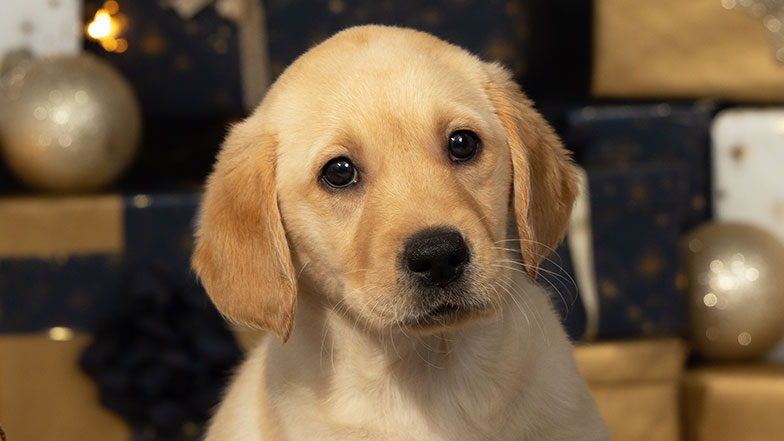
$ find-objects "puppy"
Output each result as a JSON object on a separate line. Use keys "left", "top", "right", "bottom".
{"left": 193, "top": 25, "right": 607, "bottom": 441}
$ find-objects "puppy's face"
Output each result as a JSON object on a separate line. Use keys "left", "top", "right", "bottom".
{"left": 193, "top": 26, "right": 577, "bottom": 341}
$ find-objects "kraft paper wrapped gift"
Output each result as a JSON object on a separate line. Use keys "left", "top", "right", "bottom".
{"left": 683, "top": 364, "right": 784, "bottom": 441}
{"left": 0, "top": 333, "right": 130, "bottom": 441}
{"left": 574, "top": 339, "right": 688, "bottom": 441}
{"left": 593, "top": 0, "right": 784, "bottom": 101}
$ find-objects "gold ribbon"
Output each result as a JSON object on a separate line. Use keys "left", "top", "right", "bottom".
{"left": 567, "top": 166, "right": 601, "bottom": 341}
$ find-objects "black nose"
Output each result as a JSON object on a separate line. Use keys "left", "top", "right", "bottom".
{"left": 403, "top": 229, "right": 470, "bottom": 287}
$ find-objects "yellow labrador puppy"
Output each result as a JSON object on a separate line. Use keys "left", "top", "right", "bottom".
{"left": 193, "top": 25, "right": 607, "bottom": 441}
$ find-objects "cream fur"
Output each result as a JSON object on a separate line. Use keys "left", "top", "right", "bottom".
{"left": 194, "top": 25, "right": 608, "bottom": 441}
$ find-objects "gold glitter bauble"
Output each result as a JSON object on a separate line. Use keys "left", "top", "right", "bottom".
{"left": 683, "top": 223, "right": 784, "bottom": 360}
{"left": 0, "top": 54, "right": 140, "bottom": 192}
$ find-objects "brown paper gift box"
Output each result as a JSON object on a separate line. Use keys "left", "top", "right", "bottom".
{"left": 574, "top": 339, "right": 688, "bottom": 441}
{"left": 0, "top": 333, "right": 130, "bottom": 441}
{"left": 593, "top": 0, "right": 784, "bottom": 101}
{"left": 684, "top": 364, "right": 784, "bottom": 441}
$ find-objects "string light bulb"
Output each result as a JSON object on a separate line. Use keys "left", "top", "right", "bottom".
{"left": 86, "top": 1, "right": 127, "bottom": 53}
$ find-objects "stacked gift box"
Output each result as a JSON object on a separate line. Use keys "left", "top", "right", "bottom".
{"left": 548, "top": 0, "right": 784, "bottom": 439}
{"left": 0, "top": 193, "right": 243, "bottom": 441}
{"left": 539, "top": 104, "right": 709, "bottom": 439}
{"left": 544, "top": 103, "right": 715, "bottom": 340}
{"left": 2, "top": 0, "right": 784, "bottom": 440}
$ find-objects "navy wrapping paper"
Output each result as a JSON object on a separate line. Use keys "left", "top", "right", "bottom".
{"left": 565, "top": 103, "right": 714, "bottom": 231}
{"left": 544, "top": 166, "right": 685, "bottom": 340}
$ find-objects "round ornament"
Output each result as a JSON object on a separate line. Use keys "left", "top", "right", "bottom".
{"left": 0, "top": 54, "right": 140, "bottom": 192}
{"left": 682, "top": 222, "right": 784, "bottom": 360}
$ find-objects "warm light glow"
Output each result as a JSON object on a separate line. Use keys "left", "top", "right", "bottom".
{"left": 87, "top": 10, "right": 114, "bottom": 39}
{"left": 48, "top": 326, "right": 74, "bottom": 341}
{"left": 86, "top": 2, "right": 127, "bottom": 53}
{"left": 115, "top": 38, "right": 128, "bottom": 53}
{"left": 101, "top": 37, "right": 119, "bottom": 52}
{"left": 104, "top": 0, "right": 120, "bottom": 14}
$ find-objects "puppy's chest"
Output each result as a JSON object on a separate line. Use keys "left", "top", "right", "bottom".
{"left": 282, "top": 369, "right": 525, "bottom": 441}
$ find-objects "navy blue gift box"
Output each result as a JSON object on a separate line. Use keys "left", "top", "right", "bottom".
{"left": 266, "top": 0, "right": 529, "bottom": 80}
{"left": 543, "top": 165, "right": 685, "bottom": 341}
{"left": 541, "top": 103, "right": 713, "bottom": 340}
{"left": 565, "top": 103, "right": 714, "bottom": 231}
{"left": 85, "top": 0, "right": 596, "bottom": 117}
{"left": 86, "top": 0, "right": 244, "bottom": 118}
{"left": 86, "top": 0, "right": 533, "bottom": 118}
{"left": 266, "top": 0, "right": 593, "bottom": 100}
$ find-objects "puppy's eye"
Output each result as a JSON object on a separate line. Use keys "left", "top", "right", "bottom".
{"left": 448, "top": 130, "right": 480, "bottom": 161}
{"left": 321, "top": 157, "right": 358, "bottom": 188}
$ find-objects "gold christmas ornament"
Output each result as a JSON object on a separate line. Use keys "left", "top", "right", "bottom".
{"left": 682, "top": 222, "right": 784, "bottom": 360}
{"left": 0, "top": 53, "right": 140, "bottom": 192}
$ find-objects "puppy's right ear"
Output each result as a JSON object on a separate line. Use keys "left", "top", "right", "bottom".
{"left": 192, "top": 120, "right": 296, "bottom": 343}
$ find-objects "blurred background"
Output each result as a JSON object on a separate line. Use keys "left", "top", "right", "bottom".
{"left": 1, "top": 0, "right": 783, "bottom": 440}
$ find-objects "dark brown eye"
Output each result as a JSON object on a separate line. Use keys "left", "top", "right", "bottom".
{"left": 321, "top": 157, "right": 358, "bottom": 188}
{"left": 448, "top": 130, "right": 480, "bottom": 161}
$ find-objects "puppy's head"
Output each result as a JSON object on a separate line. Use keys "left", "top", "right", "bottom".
{"left": 193, "top": 26, "right": 577, "bottom": 342}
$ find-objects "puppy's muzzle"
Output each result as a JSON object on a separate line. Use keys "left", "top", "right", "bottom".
{"left": 403, "top": 228, "right": 469, "bottom": 288}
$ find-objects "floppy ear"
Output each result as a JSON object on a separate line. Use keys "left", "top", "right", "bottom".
{"left": 192, "top": 119, "right": 297, "bottom": 342}
{"left": 483, "top": 63, "right": 578, "bottom": 281}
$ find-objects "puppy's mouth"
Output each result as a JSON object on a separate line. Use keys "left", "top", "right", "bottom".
{"left": 428, "top": 303, "right": 462, "bottom": 317}
{"left": 402, "top": 301, "right": 488, "bottom": 331}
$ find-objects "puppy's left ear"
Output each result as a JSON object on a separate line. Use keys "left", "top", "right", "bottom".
{"left": 483, "top": 63, "right": 578, "bottom": 281}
